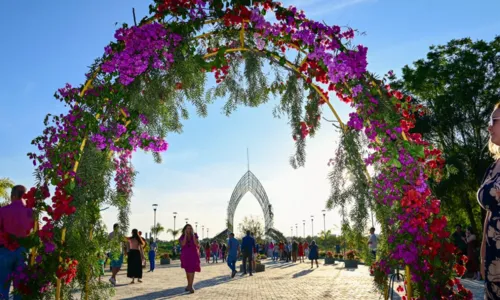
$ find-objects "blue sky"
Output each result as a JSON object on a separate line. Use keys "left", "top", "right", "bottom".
{"left": 0, "top": 0, "right": 498, "bottom": 240}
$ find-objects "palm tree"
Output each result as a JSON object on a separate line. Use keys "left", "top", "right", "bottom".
{"left": 167, "top": 228, "right": 181, "bottom": 241}
{"left": 0, "top": 178, "right": 14, "bottom": 206}
{"left": 150, "top": 223, "right": 165, "bottom": 239}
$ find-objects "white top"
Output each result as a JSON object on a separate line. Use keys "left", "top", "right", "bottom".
{"left": 368, "top": 233, "right": 377, "bottom": 250}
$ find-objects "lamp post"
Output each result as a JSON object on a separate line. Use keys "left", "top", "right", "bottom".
{"left": 295, "top": 224, "right": 298, "bottom": 237}
{"left": 291, "top": 226, "right": 293, "bottom": 237}
{"left": 195, "top": 222, "right": 198, "bottom": 233}
{"left": 173, "top": 212, "right": 177, "bottom": 234}
{"left": 207, "top": 228, "right": 209, "bottom": 239}
{"left": 311, "top": 215, "right": 314, "bottom": 237}
{"left": 322, "top": 209, "right": 326, "bottom": 234}
{"left": 185, "top": 218, "right": 189, "bottom": 224}
{"left": 202, "top": 225, "right": 205, "bottom": 239}
{"left": 152, "top": 204, "right": 158, "bottom": 241}
{"left": 302, "top": 220, "right": 305, "bottom": 238}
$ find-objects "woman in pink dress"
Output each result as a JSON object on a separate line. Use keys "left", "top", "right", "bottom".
{"left": 179, "top": 224, "right": 200, "bottom": 293}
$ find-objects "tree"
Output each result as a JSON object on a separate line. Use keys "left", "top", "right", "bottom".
{"left": 392, "top": 36, "right": 500, "bottom": 234}
{"left": 237, "top": 216, "right": 264, "bottom": 242}
{"left": 167, "top": 228, "right": 181, "bottom": 241}
{"left": 0, "top": 178, "right": 14, "bottom": 206}
{"left": 150, "top": 222, "right": 165, "bottom": 239}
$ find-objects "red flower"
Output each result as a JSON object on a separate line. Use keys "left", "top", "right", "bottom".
{"left": 454, "top": 263, "right": 466, "bottom": 277}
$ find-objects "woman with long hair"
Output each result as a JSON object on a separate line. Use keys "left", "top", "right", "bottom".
{"left": 179, "top": 223, "right": 201, "bottom": 293}
{"left": 478, "top": 103, "right": 500, "bottom": 298}
{"left": 127, "top": 229, "right": 145, "bottom": 284}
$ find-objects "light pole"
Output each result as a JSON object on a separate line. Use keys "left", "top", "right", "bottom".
{"left": 185, "top": 218, "right": 189, "bottom": 224}
{"left": 195, "top": 222, "right": 198, "bottom": 233}
{"left": 302, "top": 220, "right": 305, "bottom": 238}
{"left": 173, "top": 212, "right": 177, "bottom": 234}
{"left": 311, "top": 215, "right": 314, "bottom": 237}
{"left": 202, "top": 225, "right": 205, "bottom": 239}
{"left": 295, "top": 224, "right": 298, "bottom": 236}
{"left": 152, "top": 204, "right": 158, "bottom": 241}
{"left": 322, "top": 209, "right": 326, "bottom": 234}
{"left": 207, "top": 228, "right": 209, "bottom": 239}
{"left": 291, "top": 226, "right": 293, "bottom": 237}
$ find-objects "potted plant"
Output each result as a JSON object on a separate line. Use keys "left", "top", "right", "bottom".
{"left": 325, "top": 251, "right": 335, "bottom": 265}
{"left": 160, "top": 253, "right": 171, "bottom": 265}
{"left": 344, "top": 250, "right": 358, "bottom": 268}
{"left": 337, "top": 254, "right": 344, "bottom": 261}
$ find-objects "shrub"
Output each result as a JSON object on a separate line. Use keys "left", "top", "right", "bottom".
{"left": 326, "top": 251, "right": 334, "bottom": 258}
{"left": 258, "top": 254, "right": 267, "bottom": 260}
{"left": 318, "top": 250, "right": 326, "bottom": 258}
{"left": 161, "top": 253, "right": 170, "bottom": 259}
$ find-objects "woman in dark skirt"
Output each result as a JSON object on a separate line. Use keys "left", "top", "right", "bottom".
{"left": 127, "top": 229, "right": 145, "bottom": 284}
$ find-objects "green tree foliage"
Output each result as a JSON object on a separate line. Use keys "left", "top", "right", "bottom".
{"left": 237, "top": 216, "right": 264, "bottom": 243}
{"left": 0, "top": 177, "right": 14, "bottom": 205}
{"left": 167, "top": 228, "right": 181, "bottom": 241}
{"left": 150, "top": 222, "right": 165, "bottom": 239}
{"left": 392, "top": 36, "right": 500, "bottom": 234}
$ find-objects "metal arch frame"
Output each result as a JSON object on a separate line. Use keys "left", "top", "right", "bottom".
{"left": 227, "top": 170, "right": 274, "bottom": 233}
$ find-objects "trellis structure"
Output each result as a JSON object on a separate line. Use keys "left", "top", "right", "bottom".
{"left": 11, "top": 1, "right": 473, "bottom": 299}
{"left": 227, "top": 170, "right": 274, "bottom": 233}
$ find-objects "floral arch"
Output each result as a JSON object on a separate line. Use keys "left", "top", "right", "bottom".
{"left": 11, "top": 0, "right": 471, "bottom": 299}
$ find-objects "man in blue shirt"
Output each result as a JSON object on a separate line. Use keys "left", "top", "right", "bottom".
{"left": 227, "top": 232, "right": 240, "bottom": 278}
{"left": 241, "top": 230, "right": 256, "bottom": 276}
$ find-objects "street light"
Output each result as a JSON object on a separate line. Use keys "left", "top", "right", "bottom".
{"left": 185, "top": 218, "right": 189, "bottom": 224}
{"left": 291, "top": 226, "right": 293, "bottom": 237}
{"left": 322, "top": 209, "right": 326, "bottom": 234}
{"left": 311, "top": 215, "right": 314, "bottom": 237}
{"left": 152, "top": 204, "right": 158, "bottom": 241}
{"left": 302, "top": 220, "right": 305, "bottom": 238}
{"left": 195, "top": 222, "right": 198, "bottom": 233}
{"left": 295, "top": 223, "right": 298, "bottom": 237}
{"left": 173, "top": 212, "right": 177, "bottom": 234}
{"left": 202, "top": 225, "right": 205, "bottom": 239}
{"left": 207, "top": 228, "right": 209, "bottom": 239}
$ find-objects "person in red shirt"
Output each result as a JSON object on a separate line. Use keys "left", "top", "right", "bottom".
{"left": 0, "top": 185, "right": 34, "bottom": 300}
{"left": 298, "top": 242, "right": 304, "bottom": 263}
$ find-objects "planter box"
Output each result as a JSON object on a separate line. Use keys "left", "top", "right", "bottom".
{"left": 324, "top": 257, "right": 335, "bottom": 265}
{"left": 160, "top": 258, "right": 171, "bottom": 265}
{"left": 344, "top": 260, "right": 358, "bottom": 269}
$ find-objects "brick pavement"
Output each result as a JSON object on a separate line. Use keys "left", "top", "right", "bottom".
{"left": 108, "top": 260, "right": 484, "bottom": 300}
{"left": 111, "top": 259, "right": 384, "bottom": 300}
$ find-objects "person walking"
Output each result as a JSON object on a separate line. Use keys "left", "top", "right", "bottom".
{"left": 241, "top": 230, "right": 256, "bottom": 276}
{"left": 304, "top": 241, "right": 309, "bottom": 259}
{"left": 127, "top": 229, "right": 145, "bottom": 284}
{"left": 108, "top": 223, "right": 124, "bottom": 286}
{"left": 309, "top": 240, "right": 319, "bottom": 268}
{"left": 268, "top": 242, "right": 274, "bottom": 258}
{"left": 204, "top": 242, "right": 211, "bottom": 263}
{"left": 273, "top": 243, "right": 279, "bottom": 262}
{"left": 368, "top": 227, "right": 377, "bottom": 260}
{"left": 465, "top": 227, "right": 480, "bottom": 280}
{"left": 179, "top": 224, "right": 200, "bottom": 294}
{"left": 221, "top": 243, "right": 227, "bottom": 263}
{"left": 148, "top": 237, "right": 157, "bottom": 272}
{"left": 298, "top": 242, "right": 304, "bottom": 263}
{"left": 227, "top": 233, "right": 240, "bottom": 278}
{"left": 0, "top": 185, "right": 34, "bottom": 300}
{"left": 292, "top": 240, "right": 298, "bottom": 263}
{"left": 211, "top": 241, "right": 219, "bottom": 263}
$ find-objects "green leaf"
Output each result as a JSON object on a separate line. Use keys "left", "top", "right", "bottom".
{"left": 388, "top": 158, "right": 402, "bottom": 168}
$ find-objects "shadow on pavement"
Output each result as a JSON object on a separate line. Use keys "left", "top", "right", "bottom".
{"left": 292, "top": 269, "right": 314, "bottom": 278}
{"left": 119, "top": 275, "right": 243, "bottom": 300}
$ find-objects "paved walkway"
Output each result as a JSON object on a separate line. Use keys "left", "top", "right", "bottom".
{"left": 108, "top": 259, "right": 484, "bottom": 300}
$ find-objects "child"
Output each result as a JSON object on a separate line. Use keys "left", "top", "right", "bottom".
{"left": 98, "top": 253, "right": 105, "bottom": 282}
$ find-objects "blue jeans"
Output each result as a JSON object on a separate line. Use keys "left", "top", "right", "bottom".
{"left": 148, "top": 251, "right": 155, "bottom": 271}
{"left": 0, "top": 247, "right": 25, "bottom": 300}
{"left": 227, "top": 256, "right": 236, "bottom": 272}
